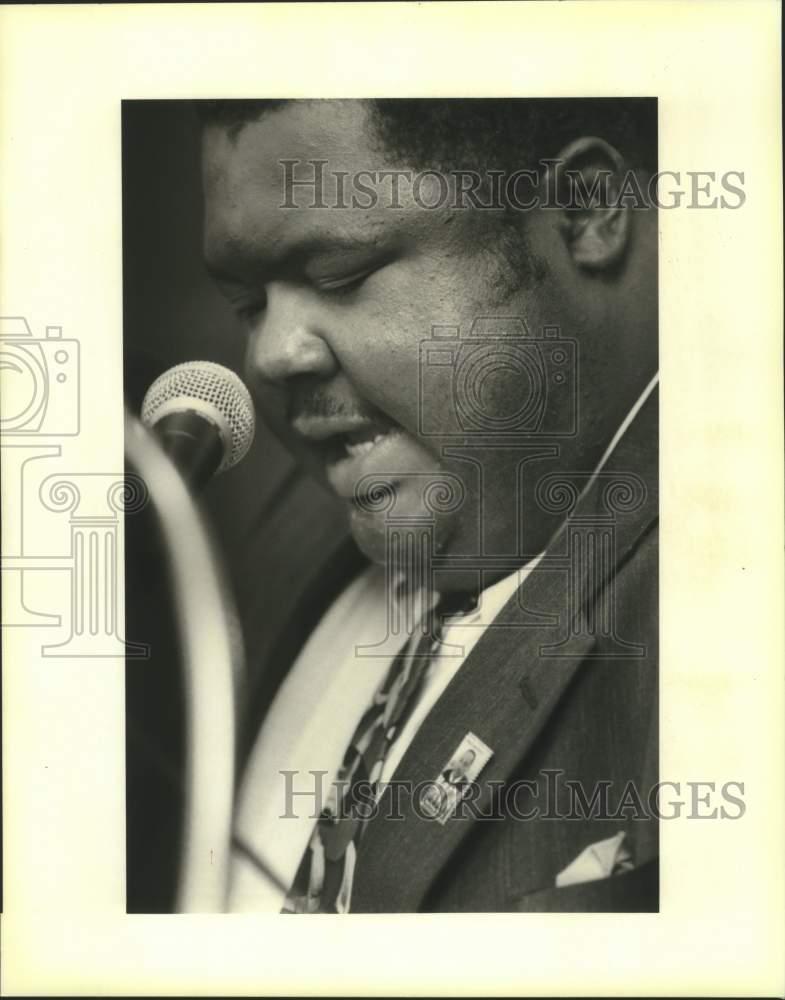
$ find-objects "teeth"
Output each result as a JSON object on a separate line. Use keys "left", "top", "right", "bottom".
{"left": 345, "top": 433, "right": 386, "bottom": 458}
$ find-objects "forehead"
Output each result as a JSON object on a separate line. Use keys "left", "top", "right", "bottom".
{"left": 202, "top": 101, "right": 393, "bottom": 265}
{"left": 203, "top": 100, "right": 379, "bottom": 193}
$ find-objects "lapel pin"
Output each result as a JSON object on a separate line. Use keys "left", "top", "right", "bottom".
{"left": 420, "top": 731, "right": 494, "bottom": 825}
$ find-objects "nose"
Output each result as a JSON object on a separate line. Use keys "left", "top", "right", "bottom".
{"left": 244, "top": 283, "right": 337, "bottom": 388}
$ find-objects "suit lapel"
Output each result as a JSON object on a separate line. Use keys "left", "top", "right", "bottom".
{"left": 351, "top": 387, "right": 658, "bottom": 912}
{"left": 351, "top": 569, "right": 594, "bottom": 912}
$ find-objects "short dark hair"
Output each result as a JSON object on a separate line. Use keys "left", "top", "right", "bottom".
{"left": 195, "top": 98, "right": 655, "bottom": 292}
{"left": 195, "top": 97, "right": 657, "bottom": 174}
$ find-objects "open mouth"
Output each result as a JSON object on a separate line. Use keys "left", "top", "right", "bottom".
{"left": 320, "top": 423, "right": 404, "bottom": 498}
{"left": 341, "top": 426, "right": 394, "bottom": 458}
{"left": 316, "top": 420, "right": 398, "bottom": 461}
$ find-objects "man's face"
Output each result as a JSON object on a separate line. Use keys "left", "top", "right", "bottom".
{"left": 203, "top": 101, "right": 577, "bottom": 577}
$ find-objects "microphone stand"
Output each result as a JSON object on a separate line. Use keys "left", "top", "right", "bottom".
{"left": 124, "top": 407, "right": 244, "bottom": 912}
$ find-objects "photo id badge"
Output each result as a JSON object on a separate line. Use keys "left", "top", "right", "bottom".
{"left": 420, "top": 732, "right": 494, "bottom": 825}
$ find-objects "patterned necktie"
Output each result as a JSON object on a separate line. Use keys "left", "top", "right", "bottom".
{"left": 282, "top": 590, "right": 473, "bottom": 914}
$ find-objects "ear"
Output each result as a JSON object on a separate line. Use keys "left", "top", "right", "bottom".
{"left": 552, "top": 137, "right": 632, "bottom": 272}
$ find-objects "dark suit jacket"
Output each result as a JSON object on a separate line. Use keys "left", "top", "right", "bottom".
{"left": 239, "top": 390, "right": 658, "bottom": 913}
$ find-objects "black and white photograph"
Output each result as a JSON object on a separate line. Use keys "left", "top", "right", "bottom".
{"left": 123, "top": 96, "right": 660, "bottom": 915}
{"left": 1, "top": 2, "right": 782, "bottom": 995}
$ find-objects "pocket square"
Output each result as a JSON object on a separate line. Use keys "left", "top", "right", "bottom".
{"left": 555, "top": 831, "right": 634, "bottom": 888}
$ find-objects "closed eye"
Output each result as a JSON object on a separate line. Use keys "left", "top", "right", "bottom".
{"left": 231, "top": 265, "right": 378, "bottom": 323}
{"left": 317, "top": 268, "right": 375, "bottom": 297}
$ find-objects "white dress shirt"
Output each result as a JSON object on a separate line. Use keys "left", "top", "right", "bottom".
{"left": 227, "top": 373, "right": 659, "bottom": 912}
{"left": 227, "top": 558, "right": 542, "bottom": 911}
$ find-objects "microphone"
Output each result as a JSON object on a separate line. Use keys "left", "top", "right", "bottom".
{"left": 141, "top": 361, "right": 255, "bottom": 489}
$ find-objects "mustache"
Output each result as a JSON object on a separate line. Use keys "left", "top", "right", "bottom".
{"left": 287, "top": 385, "right": 385, "bottom": 425}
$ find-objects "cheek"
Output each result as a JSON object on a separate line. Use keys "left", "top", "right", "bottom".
{"left": 329, "top": 263, "right": 485, "bottom": 434}
{"left": 329, "top": 312, "right": 425, "bottom": 436}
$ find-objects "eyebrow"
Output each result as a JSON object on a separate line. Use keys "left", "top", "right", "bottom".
{"left": 204, "top": 234, "right": 387, "bottom": 286}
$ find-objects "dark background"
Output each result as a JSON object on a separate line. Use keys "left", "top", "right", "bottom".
{"left": 122, "top": 101, "right": 347, "bottom": 910}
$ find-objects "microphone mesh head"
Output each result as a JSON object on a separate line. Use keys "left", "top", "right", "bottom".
{"left": 141, "top": 360, "right": 255, "bottom": 473}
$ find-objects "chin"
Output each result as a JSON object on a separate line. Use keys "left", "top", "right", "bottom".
{"left": 348, "top": 500, "right": 462, "bottom": 585}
